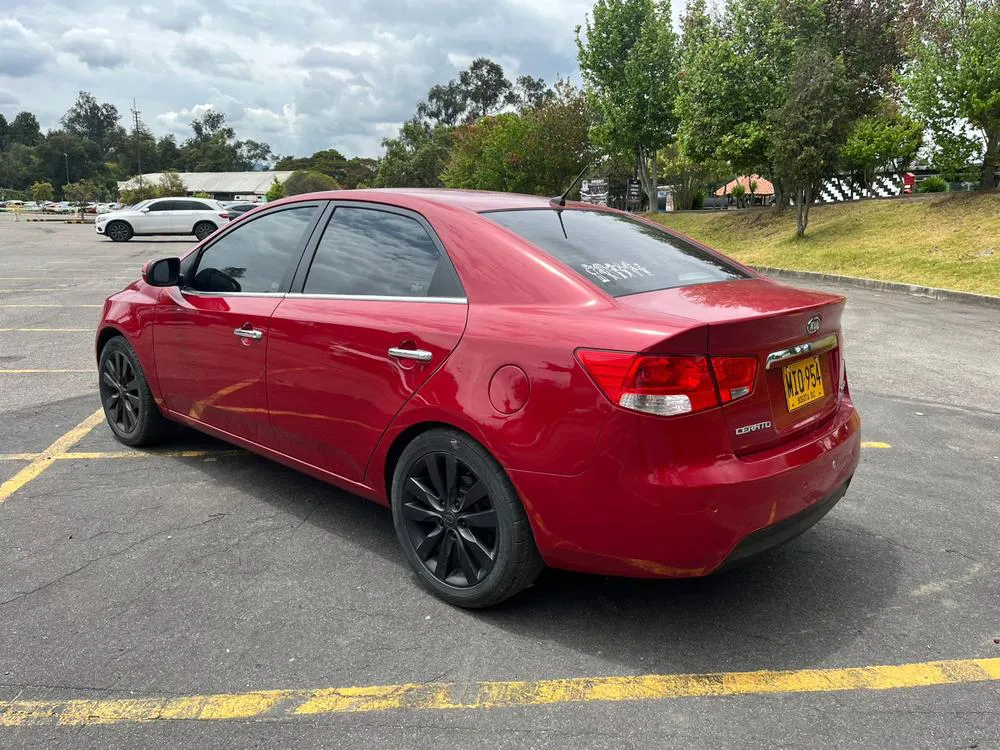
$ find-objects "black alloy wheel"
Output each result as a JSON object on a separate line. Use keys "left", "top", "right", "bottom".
{"left": 391, "top": 429, "right": 543, "bottom": 608}
{"left": 106, "top": 221, "right": 132, "bottom": 242}
{"left": 100, "top": 349, "right": 140, "bottom": 435}
{"left": 98, "top": 336, "right": 173, "bottom": 446}
{"left": 402, "top": 453, "right": 498, "bottom": 587}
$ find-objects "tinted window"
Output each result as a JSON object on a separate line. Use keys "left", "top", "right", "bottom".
{"left": 304, "top": 207, "right": 451, "bottom": 297}
{"left": 190, "top": 206, "right": 317, "bottom": 293}
{"left": 176, "top": 200, "right": 213, "bottom": 211}
{"left": 147, "top": 200, "right": 175, "bottom": 212}
{"left": 484, "top": 209, "right": 747, "bottom": 297}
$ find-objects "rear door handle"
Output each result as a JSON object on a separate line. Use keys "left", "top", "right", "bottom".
{"left": 388, "top": 347, "right": 432, "bottom": 362}
{"left": 234, "top": 327, "right": 264, "bottom": 340}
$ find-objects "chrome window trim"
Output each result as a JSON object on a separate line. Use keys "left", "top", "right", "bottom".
{"left": 181, "top": 290, "right": 287, "bottom": 298}
{"left": 284, "top": 292, "right": 467, "bottom": 304}
{"left": 765, "top": 333, "right": 839, "bottom": 370}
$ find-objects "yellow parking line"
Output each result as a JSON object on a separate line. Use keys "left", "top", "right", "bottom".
{"left": 0, "top": 409, "right": 105, "bottom": 505}
{"left": 860, "top": 441, "right": 892, "bottom": 449}
{"left": 0, "top": 449, "right": 247, "bottom": 462}
{"left": 1, "top": 657, "right": 997, "bottom": 727}
{"left": 60, "top": 449, "right": 248, "bottom": 460}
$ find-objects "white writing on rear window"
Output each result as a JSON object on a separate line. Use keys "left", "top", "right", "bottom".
{"left": 581, "top": 262, "right": 654, "bottom": 284}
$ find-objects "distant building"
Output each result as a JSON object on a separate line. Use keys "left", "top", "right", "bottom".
{"left": 116, "top": 171, "right": 294, "bottom": 202}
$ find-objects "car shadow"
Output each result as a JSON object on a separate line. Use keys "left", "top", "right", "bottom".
{"left": 165, "top": 431, "right": 900, "bottom": 675}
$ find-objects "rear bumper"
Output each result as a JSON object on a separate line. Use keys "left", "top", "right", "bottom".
{"left": 509, "top": 397, "right": 860, "bottom": 578}
{"left": 714, "top": 476, "right": 850, "bottom": 573}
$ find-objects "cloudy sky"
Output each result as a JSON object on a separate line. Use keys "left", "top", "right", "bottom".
{"left": 0, "top": 0, "right": 606, "bottom": 159}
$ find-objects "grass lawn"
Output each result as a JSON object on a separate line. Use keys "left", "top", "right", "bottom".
{"left": 650, "top": 192, "right": 1000, "bottom": 296}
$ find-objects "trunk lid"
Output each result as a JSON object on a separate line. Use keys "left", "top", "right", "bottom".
{"left": 621, "top": 278, "right": 846, "bottom": 454}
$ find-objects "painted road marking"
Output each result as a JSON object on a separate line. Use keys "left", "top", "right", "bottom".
{"left": 0, "top": 409, "right": 104, "bottom": 505}
{"left": 0, "top": 449, "right": 247, "bottom": 462}
{"left": 1, "top": 657, "right": 997, "bottom": 727}
{"left": 861, "top": 441, "right": 892, "bottom": 449}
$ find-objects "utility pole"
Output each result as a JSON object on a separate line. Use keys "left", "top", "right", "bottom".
{"left": 64, "top": 152, "right": 70, "bottom": 185}
{"left": 130, "top": 98, "right": 143, "bottom": 189}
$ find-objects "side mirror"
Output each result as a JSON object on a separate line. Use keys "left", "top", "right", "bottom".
{"left": 141, "top": 207, "right": 150, "bottom": 213}
{"left": 142, "top": 257, "right": 181, "bottom": 287}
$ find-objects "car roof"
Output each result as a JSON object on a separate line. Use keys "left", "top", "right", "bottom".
{"left": 329, "top": 188, "right": 553, "bottom": 213}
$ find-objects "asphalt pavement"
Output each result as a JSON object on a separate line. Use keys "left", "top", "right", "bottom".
{"left": 1, "top": 219, "right": 998, "bottom": 748}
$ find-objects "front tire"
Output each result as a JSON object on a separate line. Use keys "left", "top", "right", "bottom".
{"left": 98, "top": 336, "right": 172, "bottom": 446}
{"left": 193, "top": 221, "right": 216, "bottom": 241}
{"left": 105, "top": 221, "right": 133, "bottom": 242}
{"left": 391, "top": 429, "right": 543, "bottom": 608}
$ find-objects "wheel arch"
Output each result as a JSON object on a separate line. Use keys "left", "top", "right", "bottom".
{"left": 380, "top": 420, "right": 463, "bottom": 506}
{"left": 192, "top": 219, "right": 218, "bottom": 234}
{"left": 96, "top": 325, "right": 125, "bottom": 363}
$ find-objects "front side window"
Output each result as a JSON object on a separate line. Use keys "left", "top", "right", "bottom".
{"left": 188, "top": 206, "right": 318, "bottom": 293}
{"left": 483, "top": 209, "right": 748, "bottom": 297}
{"left": 147, "top": 200, "right": 175, "bottom": 212}
{"left": 304, "top": 207, "right": 457, "bottom": 298}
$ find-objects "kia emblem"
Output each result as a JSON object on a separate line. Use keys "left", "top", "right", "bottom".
{"left": 806, "top": 315, "right": 822, "bottom": 335}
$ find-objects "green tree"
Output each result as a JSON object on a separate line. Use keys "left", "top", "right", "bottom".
{"left": 156, "top": 170, "right": 187, "bottom": 196}
{"left": 119, "top": 183, "right": 159, "bottom": 205}
{"left": 156, "top": 135, "right": 181, "bottom": 171}
{"left": 902, "top": 0, "right": 1000, "bottom": 189}
{"left": 0, "top": 144, "right": 38, "bottom": 189}
{"left": 283, "top": 170, "right": 339, "bottom": 195}
{"left": 61, "top": 91, "right": 125, "bottom": 158}
{"left": 657, "top": 142, "right": 726, "bottom": 211}
{"left": 10, "top": 112, "right": 42, "bottom": 146}
{"left": 0, "top": 114, "right": 9, "bottom": 150}
{"left": 417, "top": 57, "right": 518, "bottom": 125}
{"left": 275, "top": 148, "right": 377, "bottom": 188}
{"left": 265, "top": 177, "right": 285, "bottom": 201}
{"left": 840, "top": 104, "right": 923, "bottom": 195}
{"left": 63, "top": 179, "right": 99, "bottom": 203}
{"left": 31, "top": 180, "right": 54, "bottom": 205}
{"left": 577, "top": 0, "right": 678, "bottom": 209}
{"left": 375, "top": 119, "right": 454, "bottom": 187}
{"left": 768, "top": 48, "right": 853, "bottom": 236}
{"left": 441, "top": 80, "right": 592, "bottom": 195}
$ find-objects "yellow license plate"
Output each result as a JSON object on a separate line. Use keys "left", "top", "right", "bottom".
{"left": 783, "top": 356, "right": 825, "bottom": 412}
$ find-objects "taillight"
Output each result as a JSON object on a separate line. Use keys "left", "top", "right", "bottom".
{"left": 577, "top": 350, "right": 757, "bottom": 417}
{"left": 712, "top": 356, "right": 757, "bottom": 403}
{"left": 220, "top": 212, "right": 232, "bottom": 219}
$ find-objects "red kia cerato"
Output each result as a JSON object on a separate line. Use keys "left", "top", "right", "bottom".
{"left": 96, "top": 189, "right": 860, "bottom": 607}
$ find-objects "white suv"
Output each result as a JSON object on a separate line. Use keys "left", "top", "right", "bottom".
{"left": 95, "top": 197, "right": 230, "bottom": 242}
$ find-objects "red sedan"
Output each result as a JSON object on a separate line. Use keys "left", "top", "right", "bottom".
{"left": 96, "top": 189, "right": 860, "bottom": 607}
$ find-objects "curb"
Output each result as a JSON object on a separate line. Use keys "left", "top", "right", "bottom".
{"left": 752, "top": 266, "right": 1000, "bottom": 310}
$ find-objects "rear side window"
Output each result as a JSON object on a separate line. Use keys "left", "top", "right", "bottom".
{"left": 304, "top": 207, "right": 461, "bottom": 298}
{"left": 483, "top": 209, "right": 747, "bottom": 297}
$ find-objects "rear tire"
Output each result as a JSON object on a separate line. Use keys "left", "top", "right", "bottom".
{"left": 391, "top": 429, "right": 543, "bottom": 608}
{"left": 193, "top": 221, "right": 216, "bottom": 241}
{"left": 106, "top": 221, "right": 133, "bottom": 242}
{"left": 98, "top": 336, "right": 173, "bottom": 447}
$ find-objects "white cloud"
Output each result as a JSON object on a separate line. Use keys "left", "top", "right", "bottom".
{"left": 0, "top": 0, "right": 594, "bottom": 156}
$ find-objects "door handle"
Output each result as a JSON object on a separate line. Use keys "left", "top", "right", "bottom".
{"left": 388, "top": 347, "right": 433, "bottom": 362}
{"left": 234, "top": 327, "right": 264, "bottom": 341}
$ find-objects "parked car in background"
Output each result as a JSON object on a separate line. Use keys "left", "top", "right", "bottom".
{"left": 95, "top": 197, "right": 231, "bottom": 242}
{"left": 95, "top": 188, "right": 860, "bottom": 607}
{"left": 220, "top": 202, "right": 258, "bottom": 218}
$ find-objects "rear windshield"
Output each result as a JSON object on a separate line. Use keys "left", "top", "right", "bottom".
{"left": 483, "top": 209, "right": 747, "bottom": 297}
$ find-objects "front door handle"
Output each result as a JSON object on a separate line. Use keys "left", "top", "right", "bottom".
{"left": 234, "top": 327, "right": 264, "bottom": 341}
{"left": 388, "top": 347, "right": 433, "bottom": 362}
